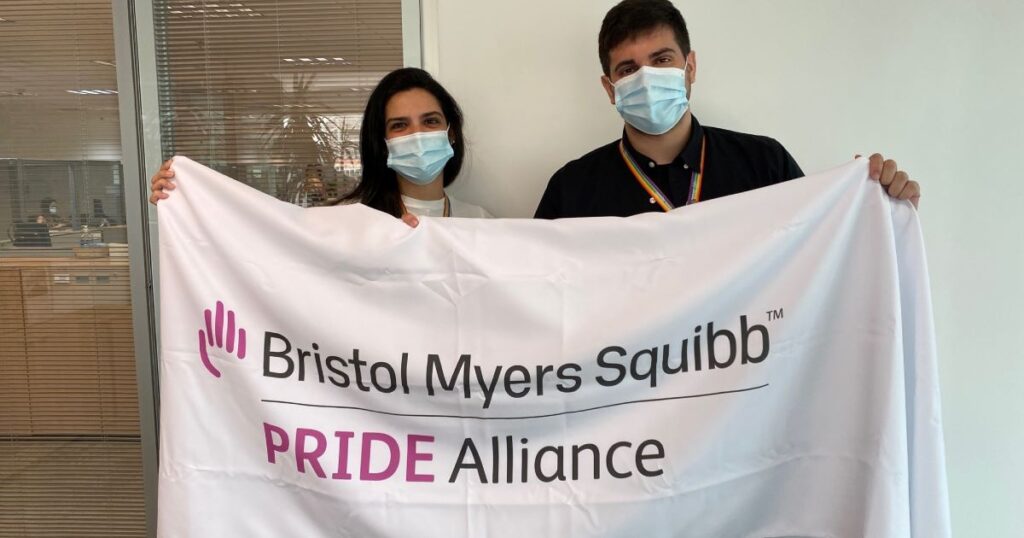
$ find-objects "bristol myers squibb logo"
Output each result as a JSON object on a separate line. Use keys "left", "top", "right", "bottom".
{"left": 199, "top": 300, "right": 247, "bottom": 377}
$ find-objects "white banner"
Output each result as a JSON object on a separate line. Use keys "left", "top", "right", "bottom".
{"left": 157, "top": 157, "right": 949, "bottom": 537}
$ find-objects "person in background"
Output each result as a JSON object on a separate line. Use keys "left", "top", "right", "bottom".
{"left": 534, "top": 0, "right": 920, "bottom": 219}
{"left": 150, "top": 68, "right": 491, "bottom": 225}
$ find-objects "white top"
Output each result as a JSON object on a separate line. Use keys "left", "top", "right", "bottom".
{"left": 401, "top": 193, "right": 493, "bottom": 218}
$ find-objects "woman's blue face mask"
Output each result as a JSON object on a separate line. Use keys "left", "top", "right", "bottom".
{"left": 385, "top": 129, "right": 454, "bottom": 185}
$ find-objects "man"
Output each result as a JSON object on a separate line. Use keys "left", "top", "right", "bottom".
{"left": 534, "top": 0, "right": 920, "bottom": 218}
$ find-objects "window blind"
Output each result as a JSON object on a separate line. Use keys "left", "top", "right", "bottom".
{"left": 0, "top": 1, "right": 143, "bottom": 536}
{"left": 154, "top": 0, "right": 405, "bottom": 206}
{"left": 1, "top": 1, "right": 408, "bottom": 534}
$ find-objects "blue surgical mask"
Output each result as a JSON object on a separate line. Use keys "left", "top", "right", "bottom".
{"left": 385, "top": 130, "right": 454, "bottom": 185}
{"left": 613, "top": 65, "right": 689, "bottom": 135}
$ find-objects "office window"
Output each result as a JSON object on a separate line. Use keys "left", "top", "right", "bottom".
{"left": 154, "top": 0, "right": 405, "bottom": 206}
{"left": 0, "top": 1, "right": 143, "bottom": 536}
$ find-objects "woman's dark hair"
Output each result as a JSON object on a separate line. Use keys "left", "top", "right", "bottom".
{"left": 599, "top": 0, "right": 691, "bottom": 76}
{"left": 340, "top": 67, "right": 465, "bottom": 217}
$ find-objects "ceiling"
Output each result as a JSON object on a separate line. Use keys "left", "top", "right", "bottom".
{"left": 0, "top": 0, "right": 405, "bottom": 161}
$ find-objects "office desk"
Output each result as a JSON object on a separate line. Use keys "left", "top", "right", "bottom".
{"left": 0, "top": 254, "right": 139, "bottom": 436}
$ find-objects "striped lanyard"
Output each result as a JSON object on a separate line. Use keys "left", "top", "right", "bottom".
{"left": 618, "top": 137, "right": 706, "bottom": 212}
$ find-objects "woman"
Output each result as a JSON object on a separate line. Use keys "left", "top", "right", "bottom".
{"left": 150, "top": 68, "right": 491, "bottom": 224}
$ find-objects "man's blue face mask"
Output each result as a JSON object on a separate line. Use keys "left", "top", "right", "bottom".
{"left": 613, "top": 65, "right": 689, "bottom": 135}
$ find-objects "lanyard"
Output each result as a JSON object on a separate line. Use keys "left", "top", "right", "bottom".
{"left": 618, "top": 137, "right": 706, "bottom": 212}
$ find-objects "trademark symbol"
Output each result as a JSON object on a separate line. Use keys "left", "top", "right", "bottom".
{"left": 767, "top": 308, "right": 784, "bottom": 322}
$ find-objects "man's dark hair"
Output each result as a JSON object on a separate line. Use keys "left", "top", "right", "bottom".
{"left": 598, "top": 0, "right": 691, "bottom": 76}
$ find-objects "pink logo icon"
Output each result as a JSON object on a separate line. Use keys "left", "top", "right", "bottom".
{"left": 199, "top": 300, "right": 246, "bottom": 377}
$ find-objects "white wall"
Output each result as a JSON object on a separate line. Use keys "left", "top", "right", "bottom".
{"left": 426, "top": 0, "right": 1024, "bottom": 535}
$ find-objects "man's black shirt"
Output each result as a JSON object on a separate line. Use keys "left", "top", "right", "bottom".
{"left": 534, "top": 117, "right": 804, "bottom": 218}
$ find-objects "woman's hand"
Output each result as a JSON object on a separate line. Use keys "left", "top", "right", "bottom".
{"left": 401, "top": 213, "right": 420, "bottom": 228}
{"left": 150, "top": 159, "right": 175, "bottom": 205}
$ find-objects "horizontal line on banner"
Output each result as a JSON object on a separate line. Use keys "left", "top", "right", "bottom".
{"left": 260, "top": 384, "right": 769, "bottom": 420}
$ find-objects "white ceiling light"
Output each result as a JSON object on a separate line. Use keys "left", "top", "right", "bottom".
{"left": 67, "top": 89, "right": 119, "bottom": 95}
{"left": 281, "top": 57, "right": 350, "bottom": 66}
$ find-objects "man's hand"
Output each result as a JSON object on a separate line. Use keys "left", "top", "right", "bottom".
{"left": 860, "top": 153, "right": 921, "bottom": 208}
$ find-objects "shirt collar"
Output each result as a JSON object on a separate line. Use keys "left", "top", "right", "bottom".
{"left": 620, "top": 115, "right": 705, "bottom": 168}
{"left": 401, "top": 193, "right": 449, "bottom": 217}
{"left": 679, "top": 115, "right": 704, "bottom": 167}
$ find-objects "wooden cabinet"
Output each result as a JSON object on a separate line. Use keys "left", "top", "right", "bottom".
{"left": 0, "top": 257, "right": 139, "bottom": 436}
